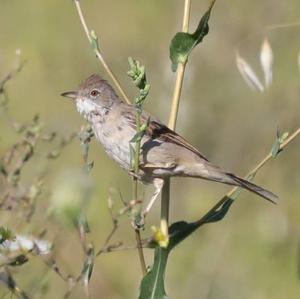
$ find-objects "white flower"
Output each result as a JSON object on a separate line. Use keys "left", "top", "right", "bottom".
{"left": 0, "top": 235, "right": 51, "bottom": 255}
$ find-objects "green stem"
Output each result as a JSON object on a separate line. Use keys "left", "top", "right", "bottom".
{"left": 135, "top": 229, "right": 147, "bottom": 275}
{"left": 161, "top": 0, "right": 191, "bottom": 239}
{"left": 133, "top": 107, "right": 146, "bottom": 275}
{"left": 134, "top": 109, "right": 142, "bottom": 174}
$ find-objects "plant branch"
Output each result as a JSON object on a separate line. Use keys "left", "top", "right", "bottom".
{"left": 132, "top": 112, "right": 147, "bottom": 275}
{"left": 168, "top": 0, "right": 191, "bottom": 130}
{"left": 127, "top": 58, "right": 150, "bottom": 275}
{"left": 161, "top": 0, "right": 192, "bottom": 242}
{"left": 0, "top": 60, "right": 25, "bottom": 92}
{"left": 198, "top": 127, "right": 300, "bottom": 223}
{"left": 135, "top": 229, "right": 147, "bottom": 275}
{"left": 73, "top": 0, "right": 131, "bottom": 104}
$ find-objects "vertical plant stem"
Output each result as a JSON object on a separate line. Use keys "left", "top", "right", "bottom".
{"left": 133, "top": 107, "right": 147, "bottom": 275}
{"left": 135, "top": 228, "right": 147, "bottom": 275}
{"left": 161, "top": 0, "right": 192, "bottom": 237}
{"left": 134, "top": 110, "right": 142, "bottom": 175}
{"left": 168, "top": 64, "right": 187, "bottom": 129}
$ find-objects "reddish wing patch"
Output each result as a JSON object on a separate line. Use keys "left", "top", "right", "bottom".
{"left": 125, "top": 110, "right": 208, "bottom": 161}
{"left": 148, "top": 121, "right": 209, "bottom": 161}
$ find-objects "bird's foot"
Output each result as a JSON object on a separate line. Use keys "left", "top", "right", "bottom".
{"left": 131, "top": 213, "right": 145, "bottom": 230}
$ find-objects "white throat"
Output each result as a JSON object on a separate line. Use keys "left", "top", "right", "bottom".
{"left": 76, "top": 99, "right": 97, "bottom": 119}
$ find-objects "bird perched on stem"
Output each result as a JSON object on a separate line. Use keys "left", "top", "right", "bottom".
{"left": 61, "top": 74, "right": 277, "bottom": 215}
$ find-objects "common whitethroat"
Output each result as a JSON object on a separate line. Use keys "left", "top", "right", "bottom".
{"left": 61, "top": 74, "right": 277, "bottom": 215}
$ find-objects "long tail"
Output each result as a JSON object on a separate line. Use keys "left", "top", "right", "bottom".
{"left": 224, "top": 172, "right": 277, "bottom": 203}
{"left": 181, "top": 161, "right": 278, "bottom": 203}
{"left": 191, "top": 163, "right": 278, "bottom": 203}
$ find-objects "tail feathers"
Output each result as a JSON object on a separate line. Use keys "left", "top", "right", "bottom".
{"left": 225, "top": 173, "right": 277, "bottom": 204}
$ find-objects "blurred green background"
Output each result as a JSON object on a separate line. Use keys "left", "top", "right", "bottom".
{"left": 0, "top": 0, "right": 300, "bottom": 298}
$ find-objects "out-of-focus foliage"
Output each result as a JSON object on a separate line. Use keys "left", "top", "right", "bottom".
{"left": 0, "top": 1, "right": 300, "bottom": 299}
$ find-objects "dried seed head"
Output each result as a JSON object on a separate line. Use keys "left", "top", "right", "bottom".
{"left": 260, "top": 38, "right": 273, "bottom": 88}
{"left": 236, "top": 52, "right": 264, "bottom": 92}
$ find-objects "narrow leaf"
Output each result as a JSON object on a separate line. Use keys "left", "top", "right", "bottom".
{"left": 271, "top": 129, "right": 289, "bottom": 158}
{"left": 80, "top": 245, "right": 95, "bottom": 290}
{"left": 90, "top": 30, "right": 99, "bottom": 51}
{"left": 167, "top": 197, "right": 234, "bottom": 251}
{"left": 236, "top": 52, "right": 264, "bottom": 92}
{"left": 131, "top": 131, "right": 145, "bottom": 143}
{"left": 199, "top": 197, "right": 234, "bottom": 224}
{"left": 260, "top": 38, "right": 273, "bottom": 88}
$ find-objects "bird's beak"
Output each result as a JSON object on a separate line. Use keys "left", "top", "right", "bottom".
{"left": 60, "top": 90, "right": 78, "bottom": 100}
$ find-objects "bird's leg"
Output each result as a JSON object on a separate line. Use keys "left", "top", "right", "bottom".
{"left": 142, "top": 178, "right": 164, "bottom": 217}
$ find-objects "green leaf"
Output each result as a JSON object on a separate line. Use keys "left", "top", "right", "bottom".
{"left": 196, "top": 197, "right": 234, "bottom": 225}
{"left": 271, "top": 131, "right": 281, "bottom": 158}
{"left": 138, "top": 196, "right": 234, "bottom": 298}
{"left": 127, "top": 57, "right": 147, "bottom": 89}
{"left": 271, "top": 129, "right": 289, "bottom": 158}
{"left": 138, "top": 248, "right": 168, "bottom": 299}
{"left": 131, "top": 130, "right": 145, "bottom": 143}
{"left": 0, "top": 227, "right": 14, "bottom": 244}
{"left": 90, "top": 30, "right": 99, "bottom": 51}
{"left": 127, "top": 57, "right": 150, "bottom": 105}
{"left": 169, "top": 0, "right": 216, "bottom": 71}
{"left": 80, "top": 244, "right": 95, "bottom": 289}
{"left": 166, "top": 196, "right": 234, "bottom": 251}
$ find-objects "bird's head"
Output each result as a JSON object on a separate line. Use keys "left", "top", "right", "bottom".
{"left": 61, "top": 74, "right": 120, "bottom": 119}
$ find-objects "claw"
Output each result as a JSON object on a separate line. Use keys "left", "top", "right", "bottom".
{"left": 142, "top": 178, "right": 164, "bottom": 216}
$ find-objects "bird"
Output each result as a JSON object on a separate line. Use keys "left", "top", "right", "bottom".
{"left": 61, "top": 74, "right": 277, "bottom": 215}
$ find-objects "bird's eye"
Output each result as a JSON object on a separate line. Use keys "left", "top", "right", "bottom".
{"left": 90, "top": 89, "right": 99, "bottom": 97}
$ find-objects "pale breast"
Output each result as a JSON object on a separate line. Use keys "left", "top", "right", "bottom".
{"left": 92, "top": 115, "right": 133, "bottom": 172}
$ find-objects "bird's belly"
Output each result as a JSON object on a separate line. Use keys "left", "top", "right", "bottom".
{"left": 92, "top": 122, "right": 131, "bottom": 171}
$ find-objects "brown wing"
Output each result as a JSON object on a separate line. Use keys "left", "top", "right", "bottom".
{"left": 122, "top": 104, "right": 209, "bottom": 161}
{"left": 147, "top": 120, "right": 209, "bottom": 161}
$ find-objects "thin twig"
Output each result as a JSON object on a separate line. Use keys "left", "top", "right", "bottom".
{"left": 96, "top": 223, "right": 118, "bottom": 256}
{"left": 0, "top": 59, "right": 25, "bottom": 92}
{"left": 199, "top": 127, "right": 300, "bottom": 222}
{"left": 98, "top": 242, "right": 151, "bottom": 254}
{"left": 135, "top": 229, "right": 147, "bottom": 275}
{"left": 73, "top": 0, "right": 131, "bottom": 104}
{"left": 132, "top": 186, "right": 147, "bottom": 275}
